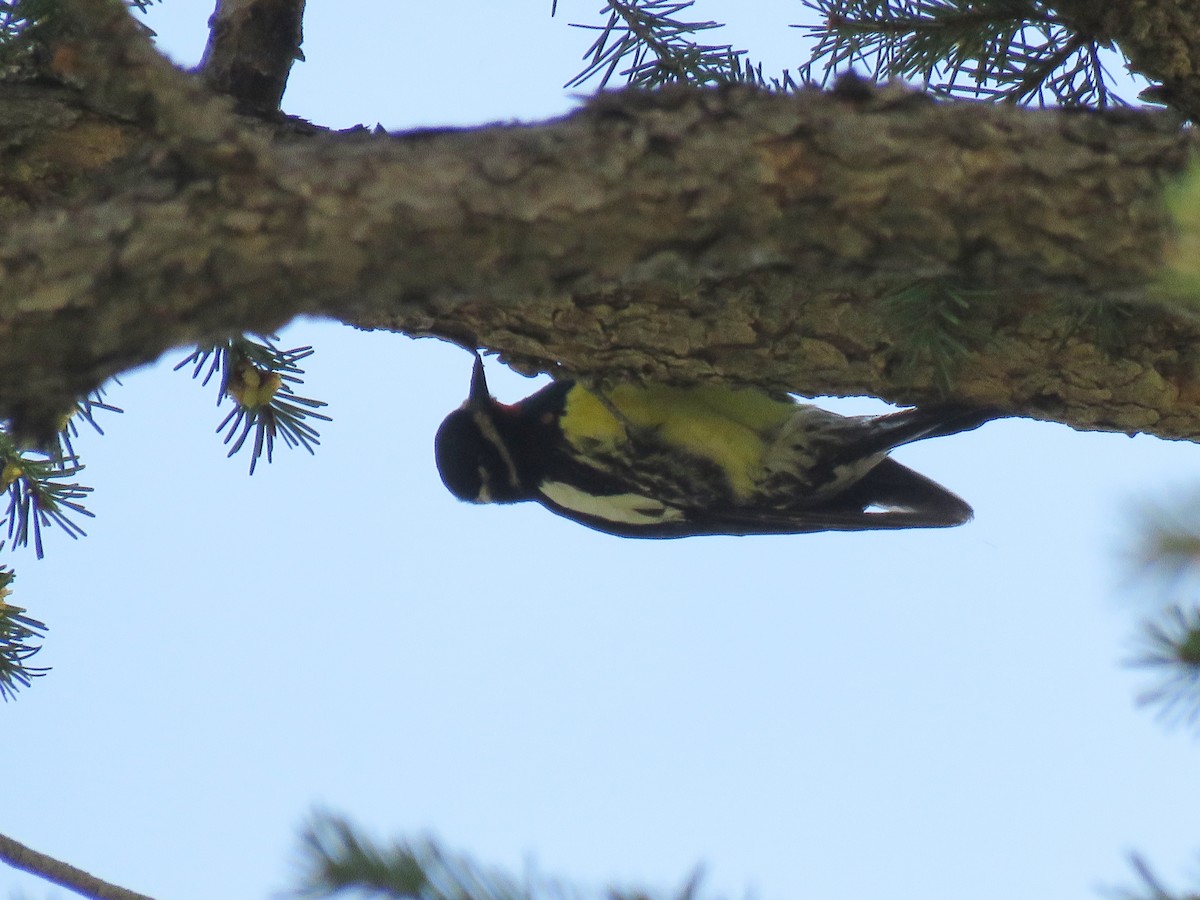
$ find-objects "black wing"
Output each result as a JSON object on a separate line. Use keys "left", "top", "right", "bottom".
{"left": 534, "top": 458, "right": 972, "bottom": 539}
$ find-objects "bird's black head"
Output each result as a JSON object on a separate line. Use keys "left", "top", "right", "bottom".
{"left": 434, "top": 354, "right": 533, "bottom": 504}
{"left": 434, "top": 408, "right": 490, "bottom": 501}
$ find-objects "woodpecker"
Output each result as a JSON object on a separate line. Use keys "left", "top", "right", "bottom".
{"left": 434, "top": 354, "right": 991, "bottom": 538}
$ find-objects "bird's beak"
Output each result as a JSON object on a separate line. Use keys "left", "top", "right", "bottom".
{"left": 468, "top": 351, "right": 490, "bottom": 407}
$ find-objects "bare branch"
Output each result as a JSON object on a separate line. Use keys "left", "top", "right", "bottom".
{"left": 1, "top": 2, "right": 1197, "bottom": 446}
{"left": 0, "top": 831, "right": 155, "bottom": 900}
{"left": 44, "top": 0, "right": 269, "bottom": 168}
{"left": 0, "top": 77, "right": 1194, "bottom": 442}
{"left": 200, "top": 0, "right": 307, "bottom": 113}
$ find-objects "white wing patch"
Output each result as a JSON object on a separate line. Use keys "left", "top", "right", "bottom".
{"left": 539, "top": 481, "right": 685, "bottom": 525}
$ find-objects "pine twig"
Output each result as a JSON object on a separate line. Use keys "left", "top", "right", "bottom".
{"left": 1128, "top": 604, "right": 1200, "bottom": 729}
{"left": 175, "top": 334, "right": 330, "bottom": 475}
{"left": 0, "top": 588, "right": 49, "bottom": 700}
{"left": 296, "top": 812, "right": 529, "bottom": 900}
{"left": 560, "top": 0, "right": 750, "bottom": 89}
{"left": 799, "top": 0, "right": 1129, "bottom": 108}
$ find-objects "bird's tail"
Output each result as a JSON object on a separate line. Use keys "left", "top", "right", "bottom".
{"left": 845, "top": 405, "right": 997, "bottom": 459}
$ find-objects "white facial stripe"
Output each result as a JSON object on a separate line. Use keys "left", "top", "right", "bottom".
{"left": 540, "top": 481, "right": 685, "bottom": 525}
{"left": 476, "top": 467, "right": 493, "bottom": 504}
{"left": 472, "top": 408, "right": 521, "bottom": 491}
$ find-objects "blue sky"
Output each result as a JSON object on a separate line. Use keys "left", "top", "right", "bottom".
{"left": 6, "top": 4, "right": 1199, "bottom": 900}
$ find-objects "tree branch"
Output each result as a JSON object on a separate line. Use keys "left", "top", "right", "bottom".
{"left": 1, "top": 1, "right": 1198, "bottom": 445}
{"left": 0, "top": 831, "right": 155, "bottom": 900}
{"left": 200, "top": 0, "right": 307, "bottom": 114}
{"left": 43, "top": 0, "right": 269, "bottom": 169}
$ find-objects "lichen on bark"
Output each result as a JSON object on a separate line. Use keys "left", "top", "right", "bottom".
{"left": 1, "top": 0, "right": 1199, "bottom": 445}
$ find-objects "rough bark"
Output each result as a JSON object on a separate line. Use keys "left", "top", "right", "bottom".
{"left": 200, "top": 0, "right": 306, "bottom": 114}
{"left": 1, "top": 0, "right": 1199, "bottom": 446}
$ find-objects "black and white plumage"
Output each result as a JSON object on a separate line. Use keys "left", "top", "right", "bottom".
{"left": 434, "top": 355, "right": 992, "bottom": 538}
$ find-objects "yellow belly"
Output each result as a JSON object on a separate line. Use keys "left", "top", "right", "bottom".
{"left": 559, "top": 383, "right": 796, "bottom": 498}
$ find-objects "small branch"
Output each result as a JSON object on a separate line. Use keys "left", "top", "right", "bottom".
{"left": 1009, "top": 31, "right": 1087, "bottom": 105}
{"left": 0, "top": 831, "right": 156, "bottom": 900}
{"left": 200, "top": 0, "right": 307, "bottom": 113}
{"left": 46, "top": 0, "right": 270, "bottom": 168}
